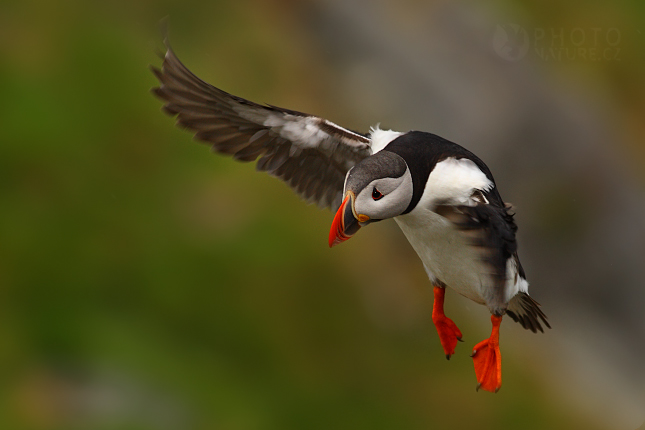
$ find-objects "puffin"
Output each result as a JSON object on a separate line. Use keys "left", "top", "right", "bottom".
{"left": 151, "top": 38, "right": 550, "bottom": 393}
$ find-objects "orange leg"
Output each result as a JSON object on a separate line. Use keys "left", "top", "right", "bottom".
{"left": 432, "top": 286, "right": 463, "bottom": 359}
{"left": 471, "top": 315, "right": 503, "bottom": 393}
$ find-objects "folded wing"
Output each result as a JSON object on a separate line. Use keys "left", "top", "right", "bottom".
{"left": 436, "top": 198, "right": 549, "bottom": 332}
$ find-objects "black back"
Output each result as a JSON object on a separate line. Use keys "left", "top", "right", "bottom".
{"left": 382, "top": 131, "right": 504, "bottom": 213}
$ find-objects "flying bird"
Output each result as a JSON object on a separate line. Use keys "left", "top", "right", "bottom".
{"left": 151, "top": 37, "right": 550, "bottom": 393}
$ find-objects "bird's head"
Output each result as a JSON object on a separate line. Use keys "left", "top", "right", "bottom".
{"left": 329, "top": 151, "right": 413, "bottom": 247}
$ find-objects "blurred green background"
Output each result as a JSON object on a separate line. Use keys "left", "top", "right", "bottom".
{"left": 1, "top": 0, "right": 644, "bottom": 429}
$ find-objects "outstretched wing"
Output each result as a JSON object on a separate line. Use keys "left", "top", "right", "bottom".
{"left": 151, "top": 39, "right": 372, "bottom": 210}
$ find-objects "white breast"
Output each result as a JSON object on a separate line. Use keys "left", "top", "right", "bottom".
{"left": 393, "top": 156, "right": 525, "bottom": 309}
{"left": 395, "top": 209, "right": 489, "bottom": 304}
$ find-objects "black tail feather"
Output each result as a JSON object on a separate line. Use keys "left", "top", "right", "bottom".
{"left": 506, "top": 292, "right": 551, "bottom": 333}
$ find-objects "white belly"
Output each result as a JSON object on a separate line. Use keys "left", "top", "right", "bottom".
{"left": 394, "top": 208, "right": 489, "bottom": 305}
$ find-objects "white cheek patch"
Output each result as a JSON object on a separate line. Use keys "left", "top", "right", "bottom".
{"left": 419, "top": 157, "right": 493, "bottom": 208}
{"left": 354, "top": 169, "right": 413, "bottom": 219}
{"left": 369, "top": 176, "right": 400, "bottom": 195}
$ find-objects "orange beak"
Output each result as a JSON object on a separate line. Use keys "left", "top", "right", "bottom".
{"left": 329, "top": 193, "right": 362, "bottom": 247}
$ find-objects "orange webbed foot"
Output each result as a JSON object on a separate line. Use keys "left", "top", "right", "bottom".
{"left": 433, "top": 314, "right": 463, "bottom": 359}
{"left": 471, "top": 315, "right": 503, "bottom": 393}
{"left": 432, "top": 286, "right": 463, "bottom": 359}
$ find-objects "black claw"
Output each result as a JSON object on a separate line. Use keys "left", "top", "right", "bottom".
{"left": 494, "top": 387, "right": 501, "bottom": 393}
{"left": 457, "top": 337, "right": 464, "bottom": 342}
{"left": 446, "top": 354, "right": 451, "bottom": 360}
{"left": 476, "top": 383, "right": 481, "bottom": 392}
{"left": 470, "top": 350, "right": 477, "bottom": 358}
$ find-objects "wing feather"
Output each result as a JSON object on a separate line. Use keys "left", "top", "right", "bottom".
{"left": 435, "top": 199, "right": 519, "bottom": 315}
{"left": 151, "top": 39, "right": 372, "bottom": 210}
{"left": 435, "top": 197, "right": 550, "bottom": 331}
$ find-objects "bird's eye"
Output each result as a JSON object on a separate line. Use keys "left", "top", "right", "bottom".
{"left": 372, "top": 187, "right": 384, "bottom": 201}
